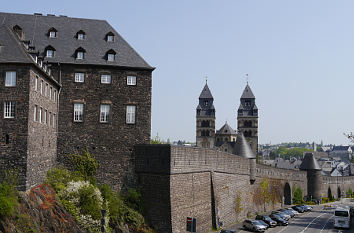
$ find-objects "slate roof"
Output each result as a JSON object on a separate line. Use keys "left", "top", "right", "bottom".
{"left": 0, "top": 25, "right": 33, "bottom": 63}
{"left": 241, "top": 84, "right": 255, "bottom": 99}
{"left": 216, "top": 122, "right": 236, "bottom": 135}
{"left": 199, "top": 83, "right": 213, "bottom": 99}
{"left": 234, "top": 132, "right": 255, "bottom": 159}
{"left": 299, "top": 153, "right": 321, "bottom": 170}
{"left": 0, "top": 12, "right": 153, "bottom": 69}
{"left": 332, "top": 146, "right": 351, "bottom": 151}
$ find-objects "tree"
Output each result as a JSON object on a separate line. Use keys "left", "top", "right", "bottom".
{"left": 269, "top": 179, "right": 283, "bottom": 208}
{"left": 292, "top": 185, "right": 303, "bottom": 204}
{"left": 253, "top": 178, "right": 271, "bottom": 211}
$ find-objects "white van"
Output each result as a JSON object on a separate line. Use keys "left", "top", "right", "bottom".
{"left": 334, "top": 207, "right": 350, "bottom": 229}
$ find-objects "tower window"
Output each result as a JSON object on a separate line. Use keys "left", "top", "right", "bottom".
{"left": 204, "top": 100, "right": 208, "bottom": 106}
{"left": 126, "top": 105, "right": 136, "bottom": 124}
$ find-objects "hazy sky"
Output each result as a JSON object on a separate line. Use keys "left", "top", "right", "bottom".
{"left": 3, "top": 0, "right": 354, "bottom": 145}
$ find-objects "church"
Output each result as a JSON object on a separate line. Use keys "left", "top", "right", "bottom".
{"left": 196, "top": 82, "right": 259, "bottom": 155}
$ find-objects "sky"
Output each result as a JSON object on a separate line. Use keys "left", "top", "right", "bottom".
{"left": 2, "top": 0, "right": 354, "bottom": 145}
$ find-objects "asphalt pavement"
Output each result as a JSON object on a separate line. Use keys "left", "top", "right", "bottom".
{"left": 224, "top": 199, "right": 354, "bottom": 233}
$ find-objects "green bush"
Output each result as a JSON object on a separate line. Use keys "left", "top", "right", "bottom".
{"left": 78, "top": 184, "right": 102, "bottom": 220}
{"left": 123, "top": 188, "right": 143, "bottom": 213}
{"left": 0, "top": 180, "right": 18, "bottom": 218}
{"left": 322, "top": 197, "right": 329, "bottom": 203}
{"left": 46, "top": 167, "right": 83, "bottom": 193}
{"left": 66, "top": 149, "right": 98, "bottom": 183}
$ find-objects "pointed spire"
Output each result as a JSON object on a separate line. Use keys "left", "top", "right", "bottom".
{"left": 234, "top": 132, "right": 255, "bottom": 158}
{"left": 199, "top": 83, "right": 213, "bottom": 99}
{"left": 241, "top": 83, "right": 255, "bottom": 99}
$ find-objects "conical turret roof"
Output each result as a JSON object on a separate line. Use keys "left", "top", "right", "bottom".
{"left": 234, "top": 132, "right": 256, "bottom": 158}
{"left": 199, "top": 83, "right": 213, "bottom": 99}
{"left": 299, "top": 153, "right": 321, "bottom": 170}
{"left": 241, "top": 84, "right": 255, "bottom": 99}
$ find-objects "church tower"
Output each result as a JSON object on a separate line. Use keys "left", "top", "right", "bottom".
{"left": 196, "top": 82, "right": 215, "bottom": 148}
{"left": 237, "top": 83, "right": 258, "bottom": 155}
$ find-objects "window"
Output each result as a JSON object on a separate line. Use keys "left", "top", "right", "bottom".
{"left": 127, "top": 76, "right": 136, "bottom": 86}
{"left": 107, "top": 53, "right": 115, "bottom": 61}
{"left": 107, "top": 35, "right": 114, "bottom": 42}
{"left": 53, "top": 90, "right": 57, "bottom": 102}
{"left": 34, "top": 105, "right": 38, "bottom": 121}
{"left": 100, "top": 105, "right": 110, "bottom": 123}
{"left": 75, "top": 73, "right": 85, "bottom": 83}
{"left": 46, "top": 50, "right": 54, "bottom": 58}
{"left": 49, "top": 112, "right": 52, "bottom": 126}
{"left": 75, "top": 47, "right": 86, "bottom": 60}
{"left": 126, "top": 105, "right": 136, "bottom": 124}
{"left": 53, "top": 114, "right": 56, "bottom": 128}
{"left": 44, "top": 110, "right": 47, "bottom": 124}
{"left": 40, "top": 80, "right": 43, "bottom": 95}
{"left": 49, "top": 86, "right": 52, "bottom": 99}
{"left": 101, "top": 74, "right": 111, "bottom": 84}
{"left": 74, "top": 103, "right": 84, "bottom": 122}
{"left": 77, "top": 51, "right": 84, "bottom": 59}
{"left": 39, "top": 107, "right": 42, "bottom": 123}
{"left": 35, "top": 76, "right": 38, "bottom": 91}
{"left": 45, "top": 83, "right": 48, "bottom": 97}
{"left": 5, "top": 71, "right": 16, "bottom": 87}
{"left": 76, "top": 30, "right": 85, "bottom": 40}
{"left": 49, "top": 31, "right": 56, "bottom": 38}
{"left": 4, "top": 101, "right": 15, "bottom": 118}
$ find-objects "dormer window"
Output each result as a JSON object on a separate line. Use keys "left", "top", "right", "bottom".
{"left": 13, "top": 25, "right": 24, "bottom": 40}
{"left": 76, "top": 30, "right": 85, "bottom": 40}
{"left": 45, "top": 45, "right": 56, "bottom": 58}
{"left": 106, "top": 49, "right": 116, "bottom": 62}
{"left": 106, "top": 32, "right": 115, "bottom": 42}
{"left": 75, "top": 47, "right": 86, "bottom": 60}
{"left": 48, "top": 27, "right": 57, "bottom": 38}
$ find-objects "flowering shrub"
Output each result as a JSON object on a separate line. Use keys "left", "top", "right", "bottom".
{"left": 58, "top": 181, "right": 109, "bottom": 232}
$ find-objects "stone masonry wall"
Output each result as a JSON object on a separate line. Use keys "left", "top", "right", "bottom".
{"left": 0, "top": 64, "right": 30, "bottom": 190}
{"left": 26, "top": 67, "right": 59, "bottom": 190}
{"left": 55, "top": 64, "right": 152, "bottom": 191}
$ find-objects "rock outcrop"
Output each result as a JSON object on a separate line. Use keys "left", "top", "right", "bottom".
{"left": 0, "top": 184, "right": 84, "bottom": 233}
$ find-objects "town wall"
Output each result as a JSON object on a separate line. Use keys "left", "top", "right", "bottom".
{"left": 135, "top": 145, "right": 309, "bottom": 233}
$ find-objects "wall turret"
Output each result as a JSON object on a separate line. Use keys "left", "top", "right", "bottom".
{"left": 300, "top": 153, "right": 323, "bottom": 201}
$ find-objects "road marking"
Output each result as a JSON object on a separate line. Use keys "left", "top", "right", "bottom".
{"left": 320, "top": 215, "right": 333, "bottom": 232}
{"left": 300, "top": 213, "right": 327, "bottom": 233}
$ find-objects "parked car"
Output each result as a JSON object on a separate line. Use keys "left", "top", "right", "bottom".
{"left": 220, "top": 230, "right": 237, "bottom": 233}
{"left": 255, "top": 215, "right": 277, "bottom": 227}
{"left": 271, "top": 211, "right": 290, "bottom": 221}
{"left": 292, "top": 205, "right": 305, "bottom": 213}
{"left": 280, "top": 209, "right": 295, "bottom": 218}
{"left": 256, "top": 220, "right": 269, "bottom": 229}
{"left": 243, "top": 219, "right": 267, "bottom": 232}
{"left": 286, "top": 207, "right": 299, "bottom": 215}
{"left": 299, "top": 204, "right": 312, "bottom": 211}
{"left": 269, "top": 214, "right": 289, "bottom": 226}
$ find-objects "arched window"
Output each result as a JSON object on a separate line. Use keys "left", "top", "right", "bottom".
{"left": 244, "top": 130, "right": 252, "bottom": 137}
{"left": 244, "top": 120, "right": 252, "bottom": 127}
{"left": 201, "top": 120, "right": 210, "bottom": 127}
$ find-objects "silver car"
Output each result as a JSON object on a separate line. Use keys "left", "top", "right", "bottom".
{"left": 243, "top": 219, "right": 267, "bottom": 232}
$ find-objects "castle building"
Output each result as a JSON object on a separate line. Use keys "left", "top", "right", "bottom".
{"left": 0, "top": 12, "right": 153, "bottom": 191}
{"left": 196, "top": 82, "right": 258, "bottom": 155}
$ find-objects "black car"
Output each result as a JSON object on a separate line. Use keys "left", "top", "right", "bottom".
{"left": 220, "top": 230, "right": 236, "bottom": 233}
{"left": 255, "top": 215, "right": 277, "bottom": 227}
{"left": 292, "top": 205, "right": 305, "bottom": 213}
{"left": 270, "top": 214, "right": 289, "bottom": 226}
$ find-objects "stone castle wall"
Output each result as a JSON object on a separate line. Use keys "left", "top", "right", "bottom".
{"left": 135, "top": 145, "right": 311, "bottom": 233}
